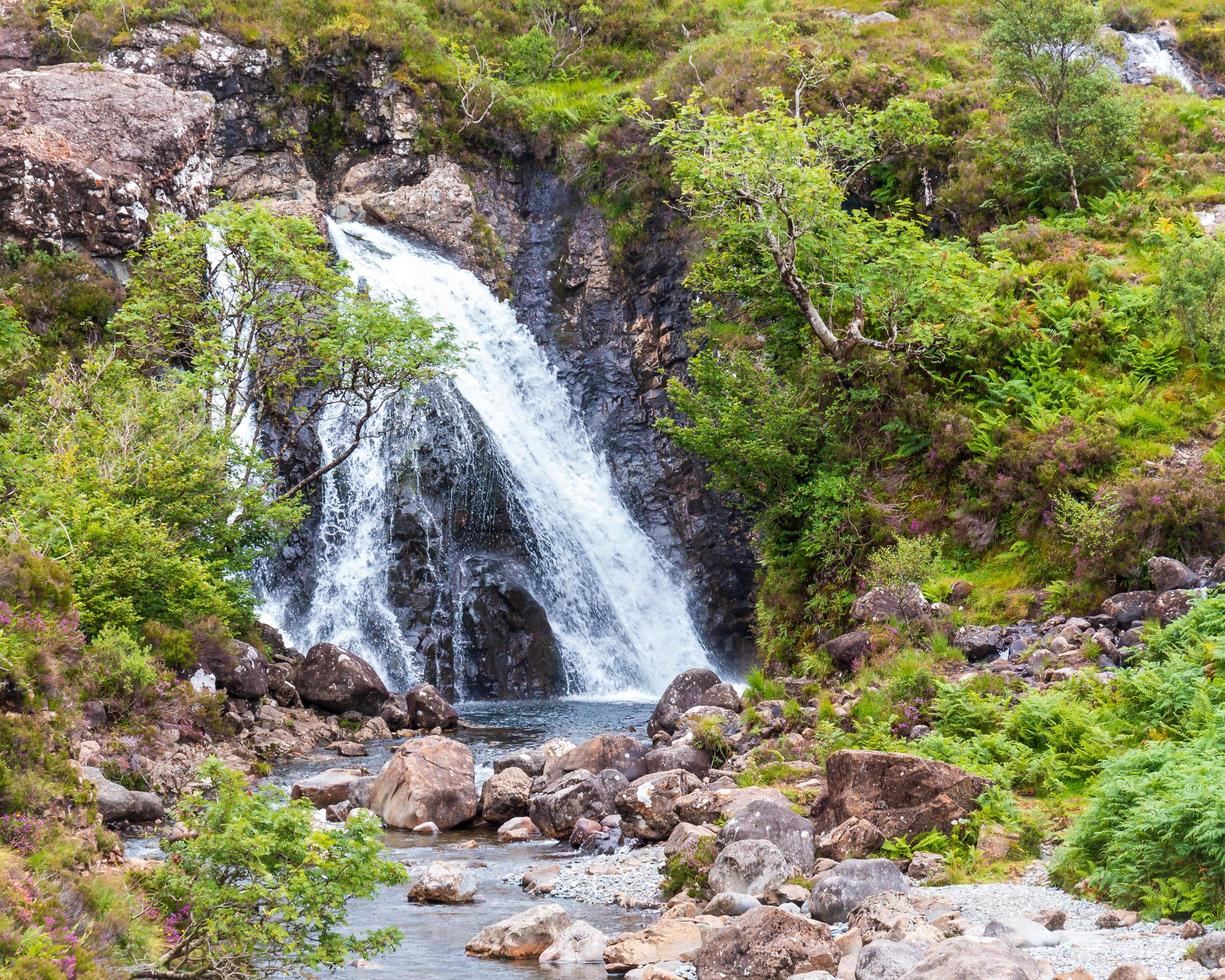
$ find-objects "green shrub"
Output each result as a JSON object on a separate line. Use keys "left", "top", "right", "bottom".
{"left": 85, "top": 626, "right": 158, "bottom": 708}
{"left": 865, "top": 535, "right": 945, "bottom": 595}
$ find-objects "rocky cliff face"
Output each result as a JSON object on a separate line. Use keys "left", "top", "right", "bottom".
{"left": 4, "top": 22, "right": 757, "bottom": 695}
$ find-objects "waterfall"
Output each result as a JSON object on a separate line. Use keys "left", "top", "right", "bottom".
{"left": 260, "top": 220, "right": 715, "bottom": 697}
{"left": 1117, "top": 31, "right": 1196, "bottom": 91}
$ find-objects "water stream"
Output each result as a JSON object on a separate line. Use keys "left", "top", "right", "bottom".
{"left": 260, "top": 222, "right": 714, "bottom": 698}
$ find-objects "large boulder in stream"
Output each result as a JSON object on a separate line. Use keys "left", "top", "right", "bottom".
{"left": 368, "top": 735, "right": 477, "bottom": 830}
{"left": 546, "top": 733, "right": 648, "bottom": 782}
{"left": 479, "top": 766, "right": 531, "bottom": 823}
{"left": 294, "top": 643, "right": 389, "bottom": 715}
{"left": 466, "top": 903, "right": 571, "bottom": 959}
{"left": 647, "top": 667, "right": 721, "bottom": 736}
{"left": 403, "top": 682, "right": 458, "bottom": 730}
{"left": 615, "top": 768, "right": 702, "bottom": 840}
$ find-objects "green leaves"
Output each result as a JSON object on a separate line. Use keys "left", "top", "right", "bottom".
{"left": 141, "top": 759, "right": 407, "bottom": 978}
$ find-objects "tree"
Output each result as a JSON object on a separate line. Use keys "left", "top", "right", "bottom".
{"left": 114, "top": 202, "right": 455, "bottom": 502}
{"left": 135, "top": 760, "right": 407, "bottom": 979}
{"left": 646, "top": 96, "right": 994, "bottom": 364}
{"left": 985, "top": 0, "right": 1137, "bottom": 209}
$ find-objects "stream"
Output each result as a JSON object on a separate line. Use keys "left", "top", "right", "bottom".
{"left": 131, "top": 699, "right": 658, "bottom": 978}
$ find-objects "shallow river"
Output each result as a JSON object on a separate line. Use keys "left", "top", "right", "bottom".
{"left": 271, "top": 698, "right": 656, "bottom": 979}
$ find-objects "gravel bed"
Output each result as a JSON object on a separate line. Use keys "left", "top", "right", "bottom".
{"left": 928, "top": 876, "right": 1210, "bottom": 979}
{"left": 544, "top": 845, "right": 666, "bottom": 908}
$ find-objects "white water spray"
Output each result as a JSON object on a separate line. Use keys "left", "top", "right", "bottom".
{"left": 261, "top": 221, "right": 714, "bottom": 696}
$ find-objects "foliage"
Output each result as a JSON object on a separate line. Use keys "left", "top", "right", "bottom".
{"left": 985, "top": 0, "right": 1138, "bottom": 208}
{"left": 865, "top": 535, "right": 944, "bottom": 595}
{"left": 1158, "top": 234, "right": 1225, "bottom": 368}
{"left": 136, "top": 759, "right": 407, "bottom": 979}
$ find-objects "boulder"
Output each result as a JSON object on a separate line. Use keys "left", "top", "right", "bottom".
{"left": 548, "top": 734, "right": 648, "bottom": 782}
{"left": 708, "top": 839, "right": 791, "bottom": 897}
{"left": 480, "top": 766, "right": 531, "bottom": 824}
{"left": 905, "top": 852, "right": 947, "bottom": 882}
{"left": 645, "top": 744, "right": 712, "bottom": 778}
{"left": 816, "top": 817, "right": 885, "bottom": 861}
{"left": 705, "top": 892, "right": 761, "bottom": 917}
{"left": 529, "top": 768, "right": 627, "bottom": 839}
{"left": 847, "top": 890, "right": 942, "bottom": 946}
{"left": 603, "top": 918, "right": 705, "bottom": 973}
{"left": 0, "top": 64, "right": 213, "bottom": 255}
{"left": 648, "top": 668, "right": 722, "bottom": 736}
{"left": 1106, "top": 967, "right": 1157, "bottom": 980}
{"left": 677, "top": 786, "right": 793, "bottom": 826}
{"left": 494, "top": 738, "right": 574, "bottom": 777}
{"left": 466, "top": 903, "right": 571, "bottom": 959}
{"left": 851, "top": 585, "right": 929, "bottom": 624}
{"left": 1100, "top": 591, "right": 1158, "bottom": 627}
{"left": 291, "top": 767, "right": 367, "bottom": 808}
{"left": 1147, "top": 556, "right": 1199, "bottom": 592}
{"left": 295, "top": 643, "right": 389, "bottom": 715}
{"left": 821, "top": 630, "right": 873, "bottom": 671}
{"left": 497, "top": 816, "right": 541, "bottom": 842}
{"left": 717, "top": 800, "right": 816, "bottom": 872}
{"left": 1154, "top": 589, "right": 1195, "bottom": 626}
{"left": 854, "top": 939, "right": 924, "bottom": 980}
{"left": 1196, "top": 932, "right": 1225, "bottom": 968}
{"left": 378, "top": 694, "right": 412, "bottom": 731}
{"left": 408, "top": 860, "right": 477, "bottom": 903}
{"left": 403, "top": 682, "right": 458, "bottom": 730}
{"left": 900, "top": 936, "right": 1043, "bottom": 979}
{"left": 368, "top": 736, "right": 477, "bottom": 830}
{"left": 983, "top": 916, "right": 1062, "bottom": 948}
{"left": 809, "top": 859, "right": 909, "bottom": 924}
{"left": 950, "top": 626, "right": 1004, "bottom": 662}
{"left": 815, "top": 750, "right": 990, "bottom": 839}
{"left": 616, "top": 769, "right": 703, "bottom": 841}
{"left": 539, "top": 920, "right": 608, "bottom": 964}
{"left": 675, "top": 705, "right": 741, "bottom": 737}
{"left": 699, "top": 682, "right": 744, "bottom": 712}
{"left": 695, "top": 906, "right": 839, "bottom": 980}
{"left": 196, "top": 639, "right": 269, "bottom": 700}
{"left": 664, "top": 821, "right": 718, "bottom": 860}
{"left": 83, "top": 768, "right": 164, "bottom": 824}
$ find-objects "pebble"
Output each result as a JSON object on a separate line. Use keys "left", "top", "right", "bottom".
{"left": 545, "top": 845, "right": 666, "bottom": 908}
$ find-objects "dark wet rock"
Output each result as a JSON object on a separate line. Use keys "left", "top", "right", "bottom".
{"left": 294, "top": 643, "right": 389, "bottom": 715}
{"left": 0, "top": 63, "right": 213, "bottom": 255}
{"left": 814, "top": 750, "right": 990, "bottom": 839}
{"left": 695, "top": 906, "right": 839, "bottom": 980}
{"left": 1154, "top": 589, "right": 1196, "bottom": 626}
{"left": 1101, "top": 591, "right": 1158, "bottom": 627}
{"left": 699, "top": 682, "right": 743, "bottom": 712}
{"left": 1147, "top": 556, "right": 1200, "bottom": 591}
{"left": 809, "top": 859, "right": 910, "bottom": 924}
{"left": 529, "top": 768, "right": 627, "bottom": 839}
{"left": 647, "top": 668, "right": 722, "bottom": 736}
{"left": 404, "top": 682, "right": 459, "bottom": 729}
{"left": 197, "top": 639, "right": 269, "bottom": 700}
{"left": 717, "top": 799, "right": 816, "bottom": 872}
{"left": 951, "top": 625, "right": 1004, "bottom": 662}
{"left": 84, "top": 767, "right": 164, "bottom": 824}
{"left": 368, "top": 735, "right": 477, "bottom": 830}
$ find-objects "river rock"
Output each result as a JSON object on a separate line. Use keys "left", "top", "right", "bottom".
{"left": 480, "top": 766, "right": 531, "bottom": 824}
{"left": 664, "top": 821, "right": 718, "bottom": 860}
{"left": 295, "top": 643, "right": 389, "bottom": 715}
{"left": 901, "top": 936, "right": 1043, "bottom": 978}
{"left": 853, "top": 938, "right": 923, "bottom": 980}
{"left": 529, "top": 768, "right": 628, "bottom": 839}
{"left": 821, "top": 630, "right": 873, "bottom": 670}
{"left": 1196, "top": 932, "right": 1225, "bottom": 967}
{"left": 708, "top": 839, "right": 791, "bottom": 897}
{"left": 644, "top": 744, "right": 712, "bottom": 778}
{"left": 809, "top": 859, "right": 909, "bottom": 924}
{"left": 368, "top": 735, "right": 477, "bottom": 830}
{"left": 603, "top": 918, "right": 705, "bottom": 973}
{"left": 494, "top": 738, "right": 574, "bottom": 777}
{"left": 983, "top": 916, "right": 1063, "bottom": 948}
{"left": 676, "top": 785, "right": 793, "bottom": 825}
{"left": 648, "top": 668, "right": 722, "bottom": 736}
{"left": 1101, "top": 590, "right": 1158, "bottom": 627}
{"left": 539, "top": 920, "right": 608, "bottom": 964}
{"left": 466, "top": 903, "right": 571, "bottom": 959}
{"left": 1147, "top": 555, "right": 1200, "bottom": 591}
{"left": 547, "top": 734, "right": 648, "bottom": 782}
{"left": 695, "top": 906, "right": 839, "bottom": 979}
{"left": 814, "top": 750, "right": 990, "bottom": 839}
{"left": 1155, "top": 588, "right": 1195, "bottom": 626}
{"left": 408, "top": 860, "right": 477, "bottom": 903}
{"left": 0, "top": 64, "right": 214, "bottom": 255}
{"left": 717, "top": 799, "right": 816, "bottom": 872}
{"left": 83, "top": 767, "right": 164, "bottom": 824}
{"left": 816, "top": 817, "right": 885, "bottom": 861}
{"left": 497, "top": 816, "right": 541, "bottom": 842}
{"left": 851, "top": 585, "right": 929, "bottom": 623}
{"left": 616, "top": 769, "right": 702, "bottom": 840}
{"left": 951, "top": 625, "right": 1004, "bottom": 662}
{"left": 705, "top": 892, "right": 761, "bottom": 917}
{"left": 675, "top": 705, "right": 741, "bottom": 737}
{"left": 698, "top": 682, "right": 743, "bottom": 712}
{"left": 404, "top": 682, "right": 458, "bottom": 729}
{"left": 847, "top": 890, "right": 942, "bottom": 946}
{"left": 291, "top": 767, "right": 368, "bottom": 808}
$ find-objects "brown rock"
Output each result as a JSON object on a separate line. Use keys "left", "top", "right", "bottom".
{"left": 816, "top": 817, "right": 884, "bottom": 861}
{"left": 616, "top": 769, "right": 702, "bottom": 841}
{"left": 368, "top": 736, "right": 477, "bottom": 830}
{"left": 647, "top": 668, "right": 722, "bottom": 736}
{"left": 294, "top": 643, "right": 389, "bottom": 715}
{"left": 547, "top": 734, "right": 648, "bottom": 782}
{"left": 466, "top": 904, "right": 570, "bottom": 959}
{"left": 603, "top": 917, "right": 705, "bottom": 973}
{"left": 479, "top": 766, "right": 531, "bottom": 824}
{"left": 291, "top": 767, "right": 368, "bottom": 808}
{"left": 695, "top": 906, "right": 839, "bottom": 980}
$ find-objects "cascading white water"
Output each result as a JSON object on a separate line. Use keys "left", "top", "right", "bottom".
{"left": 261, "top": 220, "right": 715, "bottom": 696}
{"left": 1116, "top": 31, "right": 1196, "bottom": 91}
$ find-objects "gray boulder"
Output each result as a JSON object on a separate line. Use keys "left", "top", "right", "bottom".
{"left": 529, "top": 768, "right": 627, "bottom": 839}
{"left": 695, "top": 906, "right": 838, "bottom": 979}
{"left": 84, "top": 767, "right": 164, "bottom": 824}
{"left": 717, "top": 799, "right": 816, "bottom": 872}
{"left": 983, "top": 916, "right": 1063, "bottom": 948}
{"left": 852, "top": 585, "right": 929, "bottom": 623}
{"left": 493, "top": 737, "right": 574, "bottom": 777}
{"left": 699, "top": 682, "right": 744, "bottom": 712}
{"left": 809, "top": 859, "right": 909, "bottom": 924}
{"left": 854, "top": 939, "right": 923, "bottom": 980}
{"left": 295, "top": 643, "right": 389, "bottom": 715}
{"left": 1147, "top": 556, "right": 1200, "bottom": 592}
{"left": 408, "top": 860, "right": 477, "bottom": 903}
{"left": 951, "top": 625, "right": 1003, "bottom": 662}
{"left": 197, "top": 639, "right": 269, "bottom": 700}
{"left": 1195, "top": 932, "right": 1225, "bottom": 968}
{"left": 821, "top": 630, "right": 873, "bottom": 670}
{"left": 708, "top": 839, "right": 791, "bottom": 897}
{"left": 1101, "top": 591, "right": 1158, "bottom": 627}
{"left": 705, "top": 891, "right": 761, "bottom": 916}
{"left": 644, "top": 743, "right": 712, "bottom": 778}
{"left": 900, "top": 936, "right": 1043, "bottom": 978}
{"left": 648, "top": 667, "right": 721, "bottom": 736}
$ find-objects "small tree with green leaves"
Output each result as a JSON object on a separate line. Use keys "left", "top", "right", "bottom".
{"left": 115, "top": 202, "right": 455, "bottom": 502}
{"left": 985, "top": 0, "right": 1137, "bottom": 210}
{"left": 135, "top": 759, "right": 407, "bottom": 979}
